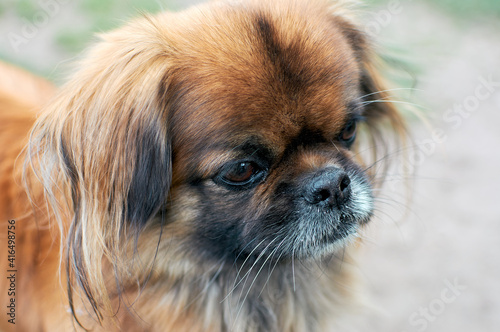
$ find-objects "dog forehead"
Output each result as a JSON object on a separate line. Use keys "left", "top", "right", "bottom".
{"left": 167, "top": 3, "right": 360, "bottom": 153}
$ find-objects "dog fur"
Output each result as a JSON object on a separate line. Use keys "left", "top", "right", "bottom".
{"left": 0, "top": 0, "right": 406, "bottom": 331}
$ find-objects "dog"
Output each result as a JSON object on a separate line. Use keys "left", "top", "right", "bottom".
{"left": 0, "top": 0, "right": 406, "bottom": 331}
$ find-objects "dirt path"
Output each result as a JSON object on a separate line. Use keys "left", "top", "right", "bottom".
{"left": 356, "top": 2, "right": 500, "bottom": 331}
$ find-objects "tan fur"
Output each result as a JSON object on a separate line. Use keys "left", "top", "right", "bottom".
{"left": 0, "top": 1, "right": 405, "bottom": 331}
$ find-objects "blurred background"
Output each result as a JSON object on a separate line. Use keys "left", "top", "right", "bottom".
{"left": 1, "top": 0, "right": 499, "bottom": 331}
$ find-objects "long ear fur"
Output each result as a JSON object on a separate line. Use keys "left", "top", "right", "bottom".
{"left": 26, "top": 16, "right": 173, "bottom": 324}
{"left": 331, "top": 8, "right": 408, "bottom": 181}
{"left": 359, "top": 54, "right": 408, "bottom": 179}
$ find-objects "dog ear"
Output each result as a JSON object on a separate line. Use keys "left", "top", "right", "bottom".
{"left": 334, "top": 15, "right": 406, "bottom": 132}
{"left": 27, "top": 17, "right": 174, "bottom": 323}
{"left": 332, "top": 14, "right": 408, "bottom": 176}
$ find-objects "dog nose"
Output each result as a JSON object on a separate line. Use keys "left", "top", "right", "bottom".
{"left": 303, "top": 168, "right": 351, "bottom": 207}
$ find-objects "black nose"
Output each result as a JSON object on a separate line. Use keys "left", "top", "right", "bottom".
{"left": 303, "top": 168, "right": 351, "bottom": 207}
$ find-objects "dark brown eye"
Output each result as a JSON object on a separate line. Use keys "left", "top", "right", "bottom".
{"left": 224, "top": 162, "right": 255, "bottom": 183}
{"left": 215, "top": 161, "right": 266, "bottom": 189}
{"left": 340, "top": 120, "right": 357, "bottom": 146}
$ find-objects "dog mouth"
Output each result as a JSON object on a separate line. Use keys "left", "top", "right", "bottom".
{"left": 240, "top": 170, "right": 374, "bottom": 260}
{"left": 287, "top": 207, "right": 367, "bottom": 259}
{"left": 236, "top": 216, "right": 362, "bottom": 265}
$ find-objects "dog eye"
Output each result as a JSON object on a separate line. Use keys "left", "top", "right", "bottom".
{"left": 339, "top": 120, "right": 357, "bottom": 147}
{"left": 223, "top": 162, "right": 257, "bottom": 183}
{"left": 216, "top": 161, "right": 265, "bottom": 188}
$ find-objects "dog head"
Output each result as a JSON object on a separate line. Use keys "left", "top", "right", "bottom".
{"left": 28, "top": 0, "right": 405, "bottom": 322}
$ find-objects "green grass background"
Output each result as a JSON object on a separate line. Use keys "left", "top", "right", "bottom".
{"left": 4, "top": 0, "right": 500, "bottom": 57}
{"left": 0, "top": 0, "right": 498, "bottom": 84}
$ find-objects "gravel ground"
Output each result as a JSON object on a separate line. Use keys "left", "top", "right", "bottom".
{"left": 1, "top": 1, "right": 499, "bottom": 331}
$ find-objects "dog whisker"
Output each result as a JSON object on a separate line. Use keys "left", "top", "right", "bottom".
{"left": 357, "top": 87, "right": 423, "bottom": 100}
{"left": 233, "top": 237, "right": 284, "bottom": 328}
{"left": 235, "top": 237, "right": 278, "bottom": 302}
{"left": 229, "top": 237, "right": 278, "bottom": 330}
{"left": 361, "top": 99, "right": 427, "bottom": 111}
{"left": 292, "top": 246, "right": 296, "bottom": 293}
{"left": 259, "top": 236, "right": 289, "bottom": 299}
{"left": 222, "top": 238, "right": 268, "bottom": 304}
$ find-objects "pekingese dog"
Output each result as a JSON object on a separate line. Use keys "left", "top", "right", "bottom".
{"left": 0, "top": 0, "right": 406, "bottom": 331}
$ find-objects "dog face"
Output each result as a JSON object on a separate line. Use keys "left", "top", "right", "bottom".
{"left": 165, "top": 11, "right": 373, "bottom": 261}
{"left": 28, "top": 0, "right": 405, "bottom": 324}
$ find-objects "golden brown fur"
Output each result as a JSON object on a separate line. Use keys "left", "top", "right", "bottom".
{"left": 0, "top": 0, "right": 406, "bottom": 331}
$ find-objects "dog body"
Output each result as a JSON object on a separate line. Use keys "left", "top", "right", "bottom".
{"left": 0, "top": 64, "right": 69, "bottom": 330}
{"left": 0, "top": 1, "right": 404, "bottom": 331}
